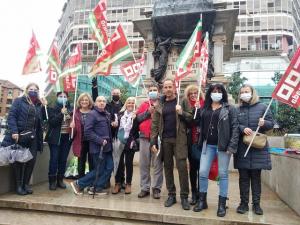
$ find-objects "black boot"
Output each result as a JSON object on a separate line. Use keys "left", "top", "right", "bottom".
{"left": 49, "top": 175, "right": 57, "bottom": 190}
{"left": 164, "top": 195, "right": 177, "bottom": 207}
{"left": 12, "top": 163, "right": 27, "bottom": 195}
{"left": 57, "top": 175, "right": 67, "bottom": 189}
{"left": 181, "top": 197, "right": 190, "bottom": 210}
{"left": 237, "top": 169, "right": 250, "bottom": 214}
{"left": 190, "top": 192, "right": 197, "bottom": 205}
{"left": 237, "top": 201, "right": 249, "bottom": 214}
{"left": 217, "top": 196, "right": 228, "bottom": 217}
{"left": 193, "top": 192, "right": 208, "bottom": 212}
{"left": 23, "top": 160, "right": 35, "bottom": 194}
{"left": 253, "top": 203, "right": 263, "bottom": 215}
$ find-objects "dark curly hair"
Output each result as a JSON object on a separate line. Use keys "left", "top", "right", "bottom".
{"left": 204, "top": 83, "right": 228, "bottom": 108}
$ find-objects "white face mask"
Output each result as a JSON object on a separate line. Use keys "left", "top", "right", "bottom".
{"left": 240, "top": 93, "right": 252, "bottom": 102}
{"left": 211, "top": 93, "right": 223, "bottom": 102}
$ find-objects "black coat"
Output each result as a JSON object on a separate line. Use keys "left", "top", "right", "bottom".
{"left": 234, "top": 102, "right": 274, "bottom": 170}
{"left": 105, "top": 100, "right": 123, "bottom": 139}
{"left": 198, "top": 103, "right": 239, "bottom": 153}
{"left": 44, "top": 103, "right": 72, "bottom": 145}
{"left": 2, "top": 96, "right": 45, "bottom": 151}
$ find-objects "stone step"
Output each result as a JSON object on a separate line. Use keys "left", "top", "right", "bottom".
{"left": 0, "top": 173, "right": 299, "bottom": 225}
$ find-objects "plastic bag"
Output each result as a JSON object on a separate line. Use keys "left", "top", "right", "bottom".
{"left": 0, "top": 144, "right": 33, "bottom": 166}
{"left": 208, "top": 156, "right": 219, "bottom": 181}
{"left": 64, "top": 156, "right": 78, "bottom": 178}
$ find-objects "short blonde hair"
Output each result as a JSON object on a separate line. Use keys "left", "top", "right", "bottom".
{"left": 184, "top": 84, "right": 204, "bottom": 100}
{"left": 120, "top": 97, "right": 136, "bottom": 113}
{"left": 238, "top": 84, "right": 259, "bottom": 105}
{"left": 76, "top": 93, "right": 94, "bottom": 109}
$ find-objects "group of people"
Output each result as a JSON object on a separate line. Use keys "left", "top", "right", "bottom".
{"left": 2, "top": 79, "right": 274, "bottom": 217}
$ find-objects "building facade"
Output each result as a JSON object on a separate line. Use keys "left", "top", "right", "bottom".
{"left": 45, "top": 0, "right": 154, "bottom": 97}
{"left": 220, "top": 0, "right": 300, "bottom": 99}
{"left": 0, "top": 80, "right": 23, "bottom": 118}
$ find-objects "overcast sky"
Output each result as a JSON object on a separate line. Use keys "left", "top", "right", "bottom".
{"left": 0, "top": 0, "right": 65, "bottom": 92}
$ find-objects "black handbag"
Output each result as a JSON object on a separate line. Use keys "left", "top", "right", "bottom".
{"left": 18, "top": 130, "right": 35, "bottom": 147}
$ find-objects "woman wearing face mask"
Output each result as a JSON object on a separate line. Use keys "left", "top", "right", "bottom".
{"left": 2, "top": 83, "right": 47, "bottom": 195}
{"left": 112, "top": 97, "right": 136, "bottom": 194}
{"left": 45, "top": 92, "right": 72, "bottom": 191}
{"left": 70, "top": 93, "right": 94, "bottom": 178}
{"left": 234, "top": 85, "right": 274, "bottom": 215}
{"left": 193, "top": 83, "right": 239, "bottom": 217}
{"left": 182, "top": 84, "right": 204, "bottom": 205}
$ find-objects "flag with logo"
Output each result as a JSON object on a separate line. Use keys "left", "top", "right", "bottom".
{"left": 175, "top": 18, "right": 202, "bottom": 82}
{"left": 22, "top": 31, "right": 42, "bottom": 75}
{"left": 272, "top": 46, "right": 300, "bottom": 110}
{"left": 88, "top": 0, "right": 108, "bottom": 49}
{"left": 198, "top": 32, "right": 209, "bottom": 87}
{"left": 120, "top": 54, "right": 144, "bottom": 87}
{"left": 90, "top": 24, "right": 133, "bottom": 76}
{"left": 63, "top": 74, "right": 77, "bottom": 92}
{"left": 48, "top": 66, "right": 59, "bottom": 84}
{"left": 47, "top": 41, "right": 61, "bottom": 75}
{"left": 60, "top": 43, "right": 82, "bottom": 78}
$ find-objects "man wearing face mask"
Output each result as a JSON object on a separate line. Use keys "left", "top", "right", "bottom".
{"left": 135, "top": 83, "right": 163, "bottom": 199}
{"left": 45, "top": 92, "right": 73, "bottom": 191}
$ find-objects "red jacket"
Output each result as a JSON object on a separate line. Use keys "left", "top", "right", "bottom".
{"left": 72, "top": 109, "right": 83, "bottom": 157}
{"left": 137, "top": 101, "right": 152, "bottom": 139}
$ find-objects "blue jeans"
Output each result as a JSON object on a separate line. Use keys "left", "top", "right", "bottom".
{"left": 199, "top": 144, "right": 231, "bottom": 197}
{"left": 48, "top": 134, "right": 72, "bottom": 176}
{"left": 78, "top": 151, "right": 113, "bottom": 189}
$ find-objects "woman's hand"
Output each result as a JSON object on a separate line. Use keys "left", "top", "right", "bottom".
{"left": 70, "top": 121, "right": 75, "bottom": 129}
{"left": 40, "top": 97, "right": 48, "bottom": 106}
{"left": 195, "top": 100, "right": 201, "bottom": 109}
{"left": 12, "top": 133, "right": 19, "bottom": 142}
{"left": 243, "top": 128, "right": 253, "bottom": 136}
{"left": 258, "top": 118, "right": 265, "bottom": 127}
{"left": 176, "top": 105, "right": 183, "bottom": 115}
{"left": 151, "top": 145, "right": 158, "bottom": 154}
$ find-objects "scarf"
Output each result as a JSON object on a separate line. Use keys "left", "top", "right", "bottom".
{"left": 119, "top": 110, "right": 134, "bottom": 139}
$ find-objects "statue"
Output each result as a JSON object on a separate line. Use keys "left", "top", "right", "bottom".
{"left": 151, "top": 37, "right": 172, "bottom": 83}
{"left": 151, "top": 0, "right": 216, "bottom": 83}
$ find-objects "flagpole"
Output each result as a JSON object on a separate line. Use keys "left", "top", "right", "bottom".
{"left": 177, "top": 80, "right": 181, "bottom": 105}
{"left": 244, "top": 98, "right": 274, "bottom": 158}
{"left": 133, "top": 78, "right": 140, "bottom": 111}
{"left": 71, "top": 75, "right": 79, "bottom": 139}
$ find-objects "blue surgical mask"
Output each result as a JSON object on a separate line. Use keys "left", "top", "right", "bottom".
{"left": 211, "top": 93, "right": 223, "bottom": 102}
{"left": 148, "top": 91, "right": 158, "bottom": 100}
{"left": 57, "top": 96, "right": 67, "bottom": 105}
{"left": 28, "top": 91, "right": 38, "bottom": 98}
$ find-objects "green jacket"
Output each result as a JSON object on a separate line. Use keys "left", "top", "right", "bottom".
{"left": 150, "top": 96, "right": 193, "bottom": 160}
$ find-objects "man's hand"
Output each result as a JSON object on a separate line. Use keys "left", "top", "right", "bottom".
{"left": 111, "top": 121, "right": 118, "bottom": 127}
{"left": 176, "top": 105, "right": 183, "bottom": 115}
{"left": 61, "top": 107, "right": 68, "bottom": 114}
{"left": 102, "top": 139, "right": 107, "bottom": 146}
{"left": 151, "top": 145, "right": 158, "bottom": 154}
{"left": 243, "top": 128, "right": 253, "bottom": 136}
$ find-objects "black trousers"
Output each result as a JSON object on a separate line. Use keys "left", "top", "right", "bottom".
{"left": 188, "top": 146, "right": 199, "bottom": 194}
{"left": 115, "top": 149, "right": 135, "bottom": 184}
{"left": 77, "top": 141, "right": 93, "bottom": 178}
{"left": 238, "top": 169, "right": 262, "bottom": 204}
{"left": 12, "top": 141, "right": 37, "bottom": 188}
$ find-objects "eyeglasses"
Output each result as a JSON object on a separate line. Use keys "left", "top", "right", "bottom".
{"left": 189, "top": 92, "right": 198, "bottom": 96}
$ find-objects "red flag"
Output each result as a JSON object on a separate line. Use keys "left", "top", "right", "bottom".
{"left": 60, "top": 44, "right": 82, "bottom": 78}
{"left": 199, "top": 32, "right": 209, "bottom": 87}
{"left": 48, "top": 40, "right": 61, "bottom": 74}
{"left": 48, "top": 66, "right": 58, "bottom": 84}
{"left": 120, "top": 55, "right": 144, "bottom": 85}
{"left": 89, "top": 0, "right": 108, "bottom": 49}
{"left": 22, "top": 31, "right": 42, "bottom": 75}
{"left": 272, "top": 46, "right": 300, "bottom": 110}
{"left": 63, "top": 74, "right": 77, "bottom": 92}
{"left": 90, "top": 24, "right": 133, "bottom": 76}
